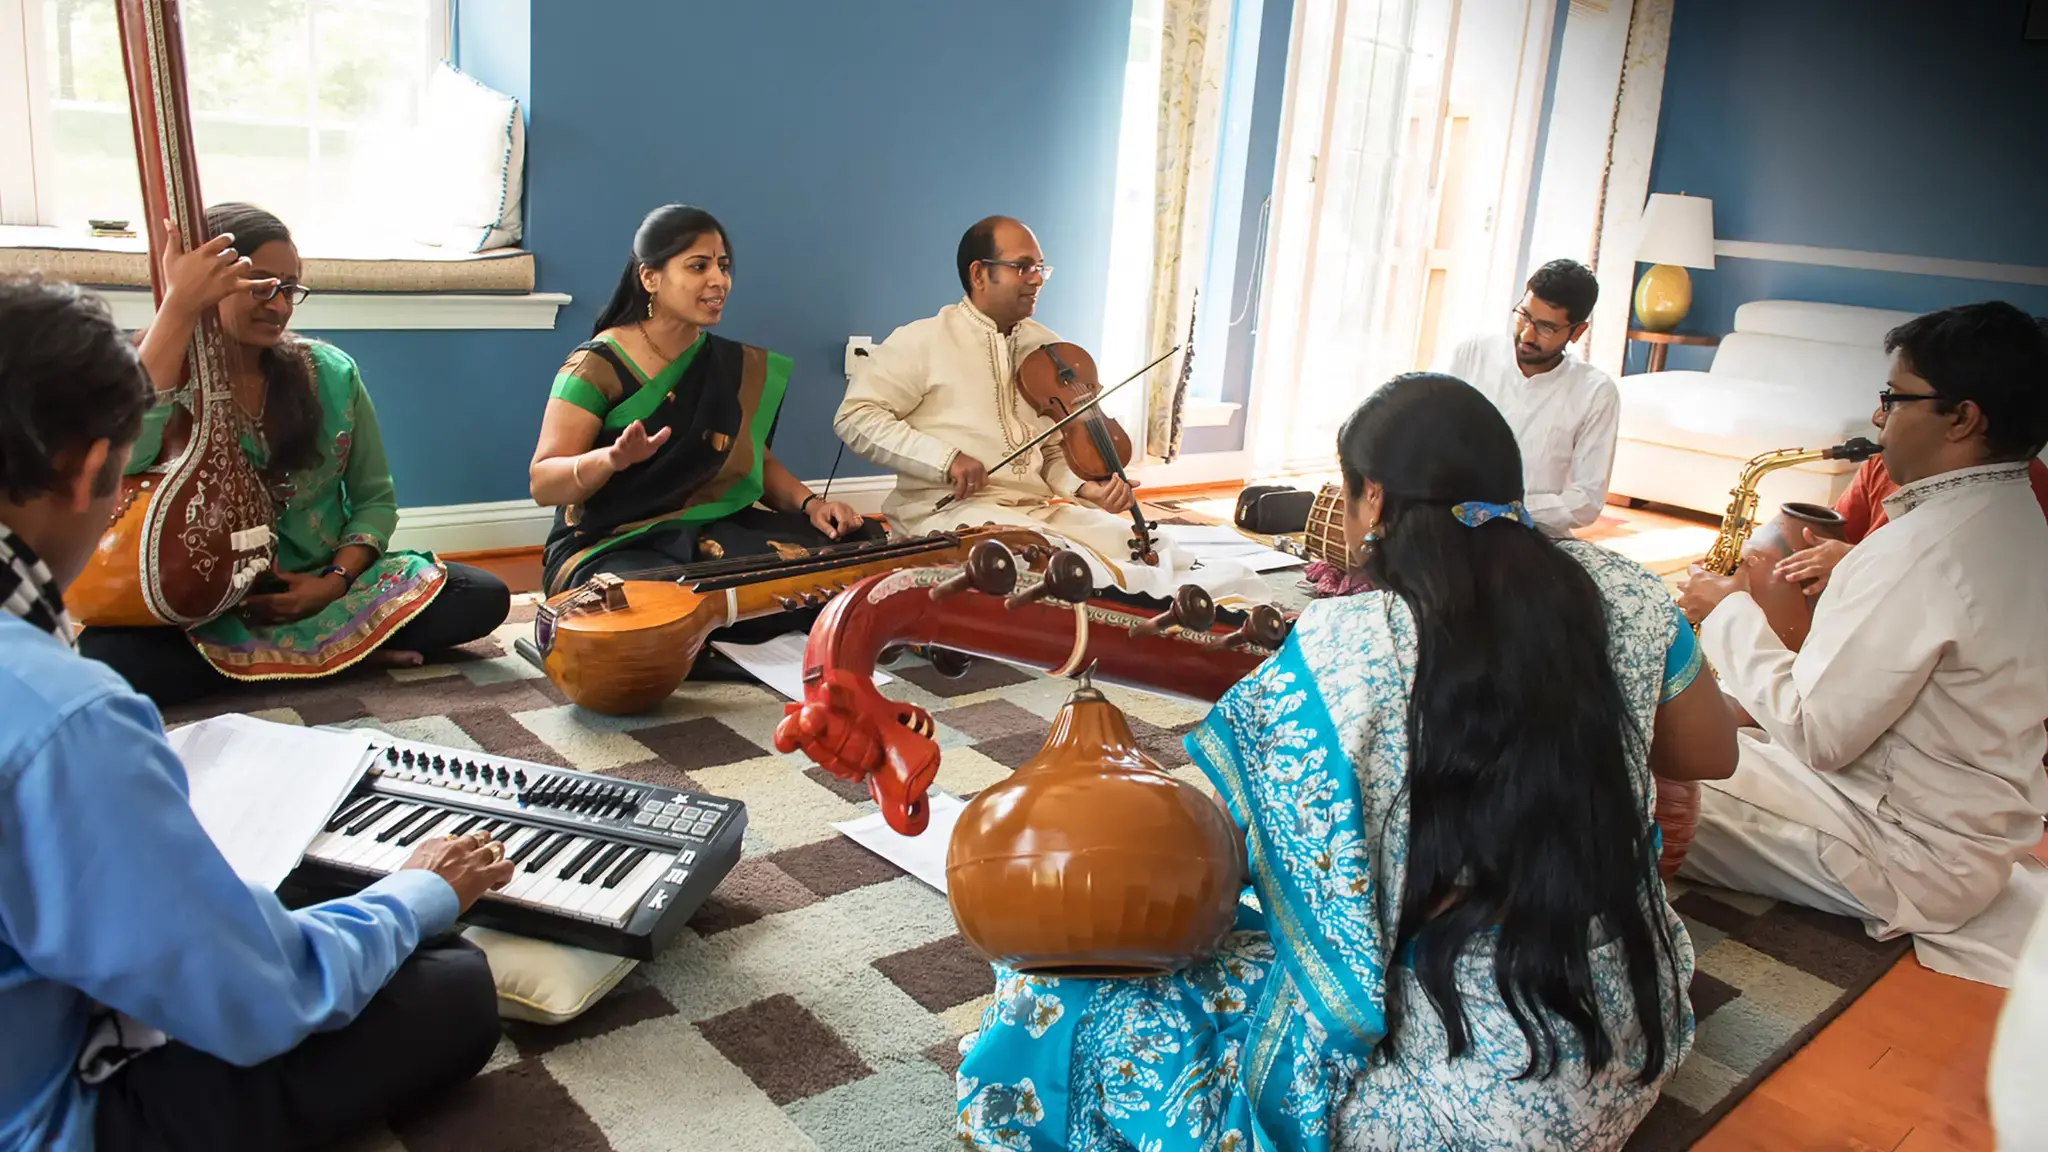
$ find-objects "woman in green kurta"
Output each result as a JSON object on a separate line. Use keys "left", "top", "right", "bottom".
{"left": 77, "top": 204, "right": 510, "bottom": 707}
{"left": 530, "top": 204, "right": 878, "bottom": 599}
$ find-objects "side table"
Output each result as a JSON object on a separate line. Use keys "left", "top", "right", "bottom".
{"left": 1627, "top": 329, "right": 1720, "bottom": 373}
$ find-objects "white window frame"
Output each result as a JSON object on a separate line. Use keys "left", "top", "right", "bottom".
{"left": 0, "top": 0, "right": 451, "bottom": 227}
{"left": 0, "top": 0, "right": 560, "bottom": 329}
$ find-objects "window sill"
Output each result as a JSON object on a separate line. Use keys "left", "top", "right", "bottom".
{"left": 93, "top": 287, "right": 570, "bottom": 331}
{"left": 1183, "top": 400, "right": 1243, "bottom": 428}
{"left": 0, "top": 225, "right": 564, "bottom": 331}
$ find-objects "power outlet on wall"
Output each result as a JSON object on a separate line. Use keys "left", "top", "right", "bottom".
{"left": 844, "top": 336, "right": 873, "bottom": 382}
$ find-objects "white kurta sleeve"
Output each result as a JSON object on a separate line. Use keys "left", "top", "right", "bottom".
{"left": 1523, "top": 378, "right": 1620, "bottom": 535}
{"left": 833, "top": 329, "right": 959, "bottom": 484}
{"left": 1699, "top": 556, "right": 1951, "bottom": 772}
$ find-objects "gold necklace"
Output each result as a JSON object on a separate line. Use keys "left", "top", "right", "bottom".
{"left": 637, "top": 319, "right": 677, "bottom": 366}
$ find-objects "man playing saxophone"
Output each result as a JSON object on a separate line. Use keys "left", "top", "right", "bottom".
{"left": 1675, "top": 302, "right": 2048, "bottom": 987}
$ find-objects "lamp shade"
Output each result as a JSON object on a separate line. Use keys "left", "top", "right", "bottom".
{"left": 1636, "top": 193, "right": 1716, "bottom": 269}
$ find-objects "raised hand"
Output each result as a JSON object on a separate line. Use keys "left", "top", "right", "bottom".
{"left": 606, "top": 419, "right": 673, "bottom": 470}
{"left": 158, "top": 217, "right": 276, "bottom": 316}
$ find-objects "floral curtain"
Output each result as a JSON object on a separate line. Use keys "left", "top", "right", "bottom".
{"left": 1586, "top": 0, "right": 1675, "bottom": 378}
{"left": 1143, "top": 0, "right": 1232, "bottom": 463}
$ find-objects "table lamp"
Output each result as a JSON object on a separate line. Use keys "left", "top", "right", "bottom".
{"left": 1633, "top": 192, "right": 1715, "bottom": 332}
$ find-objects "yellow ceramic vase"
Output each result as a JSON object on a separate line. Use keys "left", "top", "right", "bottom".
{"left": 1633, "top": 264, "right": 1693, "bottom": 332}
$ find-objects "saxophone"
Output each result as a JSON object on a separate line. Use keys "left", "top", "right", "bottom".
{"left": 1700, "top": 437, "right": 1881, "bottom": 576}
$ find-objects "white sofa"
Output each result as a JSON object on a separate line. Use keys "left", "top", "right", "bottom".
{"left": 1608, "top": 300, "right": 1917, "bottom": 517}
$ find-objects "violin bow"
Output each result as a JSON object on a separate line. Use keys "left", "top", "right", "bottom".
{"left": 933, "top": 343, "right": 1182, "bottom": 512}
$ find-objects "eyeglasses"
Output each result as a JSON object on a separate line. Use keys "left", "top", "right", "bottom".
{"left": 253, "top": 282, "right": 312, "bottom": 305}
{"left": 1511, "top": 307, "right": 1567, "bottom": 340}
{"left": 981, "top": 259, "right": 1053, "bottom": 282}
{"left": 1877, "top": 388, "right": 1946, "bottom": 412}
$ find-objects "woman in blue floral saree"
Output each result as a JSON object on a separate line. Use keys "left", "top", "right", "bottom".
{"left": 957, "top": 375, "right": 1739, "bottom": 1151}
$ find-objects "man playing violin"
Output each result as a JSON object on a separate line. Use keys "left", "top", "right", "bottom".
{"left": 835, "top": 217, "right": 1265, "bottom": 599}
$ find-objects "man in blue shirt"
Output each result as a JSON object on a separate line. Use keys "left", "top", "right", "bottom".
{"left": 0, "top": 276, "right": 516, "bottom": 1151}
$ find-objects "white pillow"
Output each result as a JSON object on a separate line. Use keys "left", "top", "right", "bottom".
{"left": 463, "top": 925, "right": 636, "bottom": 1024}
{"left": 410, "top": 62, "right": 525, "bottom": 253}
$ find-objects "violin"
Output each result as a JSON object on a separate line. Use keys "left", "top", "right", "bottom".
{"left": 1014, "top": 343, "right": 1159, "bottom": 565}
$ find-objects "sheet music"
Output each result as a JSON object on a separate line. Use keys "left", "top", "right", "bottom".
{"left": 1158, "top": 523, "right": 1305, "bottom": 573}
{"left": 832, "top": 792, "right": 967, "bottom": 893}
{"left": 710, "top": 631, "right": 893, "bottom": 702}
{"left": 166, "top": 714, "right": 373, "bottom": 891}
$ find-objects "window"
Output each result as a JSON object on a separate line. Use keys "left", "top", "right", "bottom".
{"left": 1, "top": 0, "right": 448, "bottom": 243}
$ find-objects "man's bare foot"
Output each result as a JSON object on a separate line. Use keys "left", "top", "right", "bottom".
{"left": 368, "top": 648, "right": 425, "bottom": 669}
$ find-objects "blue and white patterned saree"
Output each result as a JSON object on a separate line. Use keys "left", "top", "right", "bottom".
{"left": 956, "top": 541, "right": 1701, "bottom": 1152}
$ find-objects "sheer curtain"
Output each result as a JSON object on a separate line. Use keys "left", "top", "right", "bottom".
{"left": 1141, "top": 0, "right": 1232, "bottom": 463}
{"left": 1246, "top": 0, "right": 1456, "bottom": 473}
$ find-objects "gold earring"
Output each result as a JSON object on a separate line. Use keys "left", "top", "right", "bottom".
{"left": 645, "top": 296, "right": 655, "bottom": 319}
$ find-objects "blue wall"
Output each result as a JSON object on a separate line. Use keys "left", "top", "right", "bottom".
{"left": 1643, "top": 0, "right": 2048, "bottom": 371}
{"left": 348, "top": 0, "right": 1133, "bottom": 507}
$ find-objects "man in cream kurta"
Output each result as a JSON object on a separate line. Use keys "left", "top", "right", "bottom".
{"left": 836, "top": 217, "right": 1268, "bottom": 602}
{"left": 1676, "top": 302, "right": 2048, "bottom": 986}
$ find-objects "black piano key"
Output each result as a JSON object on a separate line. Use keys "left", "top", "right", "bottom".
{"left": 527, "top": 834, "right": 575, "bottom": 872}
{"left": 377, "top": 805, "right": 435, "bottom": 843}
{"left": 491, "top": 823, "right": 523, "bottom": 843}
{"left": 447, "top": 814, "right": 483, "bottom": 838}
{"left": 582, "top": 842, "right": 628, "bottom": 884}
{"left": 347, "top": 799, "right": 401, "bottom": 836}
{"left": 516, "top": 832, "right": 561, "bottom": 870}
{"left": 510, "top": 831, "right": 555, "bottom": 867}
{"left": 601, "top": 846, "right": 650, "bottom": 889}
{"left": 396, "top": 810, "right": 453, "bottom": 848}
{"left": 325, "top": 796, "right": 378, "bottom": 832}
{"left": 557, "top": 839, "right": 605, "bottom": 880}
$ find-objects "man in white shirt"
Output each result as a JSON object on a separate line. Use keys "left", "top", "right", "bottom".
{"left": 835, "top": 216, "right": 1266, "bottom": 601}
{"left": 1676, "top": 301, "right": 2048, "bottom": 986}
{"left": 1436, "top": 258, "right": 1619, "bottom": 536}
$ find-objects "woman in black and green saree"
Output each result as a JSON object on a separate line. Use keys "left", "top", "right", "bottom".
{"left": 530, "top": 205, "right": 876, "bottom": 601}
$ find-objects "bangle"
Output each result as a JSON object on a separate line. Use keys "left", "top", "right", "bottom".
{"left": 317, "top": 564, "right": 352, "bottom": 589}
{"left": 800, "top": 493, "right": 822, "bottom": 513}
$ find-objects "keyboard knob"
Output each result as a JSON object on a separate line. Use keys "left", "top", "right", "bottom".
{"left": 514, "top": 769, "right": 528, "bottom": 787}
{"left": 496, "top": 766, "right": 510, "bottom": 785}
{"left": 466, "top": 762, "right": 479, "bottom": 780}
{"left": 384, "top": 746, "right": 398, "bottom": 763}
{"left": 401, "top": 750, "right": 415, "bottom": 766}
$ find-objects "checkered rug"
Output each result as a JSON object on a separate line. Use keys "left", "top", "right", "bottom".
{"left": 157, "top": 577, "right": 1904, "bottom": 1152}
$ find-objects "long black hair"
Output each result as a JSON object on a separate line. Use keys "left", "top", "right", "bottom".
{"left": 205, "top": 202, "right": 321, "bottom": 480}
{"left": 1340, "top": 373, "right": 1677, "bottom": 1084}
{"left": 591, "top": 205, "right": 731, "bottom": 338}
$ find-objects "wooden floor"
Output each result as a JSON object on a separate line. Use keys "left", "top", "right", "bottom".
{"left": 448, "top": 492, "right": 2034, "bottom": 1151}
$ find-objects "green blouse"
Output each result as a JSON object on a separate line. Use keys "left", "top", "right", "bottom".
{"left": 126, "top": 340, "right": 445, "bottom": 679}
{"left": 128, "top": 341, "right": 403, "bottom": 574}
